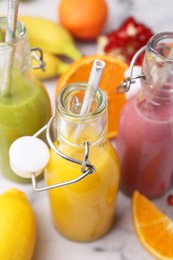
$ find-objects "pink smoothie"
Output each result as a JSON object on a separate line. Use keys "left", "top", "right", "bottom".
{"left": 117, "top": 94, "right": 173, "bottom": 198}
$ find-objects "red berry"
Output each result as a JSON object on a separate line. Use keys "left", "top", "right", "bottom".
{"left": 167, "top": 194, "right": 173, "bottom": 206}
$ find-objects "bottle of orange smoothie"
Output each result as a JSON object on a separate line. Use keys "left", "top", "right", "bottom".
{"left": 45, "top": 83, "right": 120, "bottom": 242}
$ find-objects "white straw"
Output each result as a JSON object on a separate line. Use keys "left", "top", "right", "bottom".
{"left": 6, "top": 0, "right": 19, "bottom": 41}
{"left": 1, "top": 0, "right": 19, "bottom": 95}
{"left": 73, "top": 59, "right": 105, "bottom": 141}
{"left": 80, "top": 59, "right": 105, "bottom": 115}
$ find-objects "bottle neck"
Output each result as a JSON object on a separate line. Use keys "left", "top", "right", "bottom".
{"left": 55, "top": 83, "right": 108, "bottom": 148}
{"left": 141, "top": 32, "right": 173, "bottom": 100}
{"left": 0, "top": 17, "right": 32, "bottom": 95}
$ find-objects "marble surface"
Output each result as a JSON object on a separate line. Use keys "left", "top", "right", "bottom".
{"left": 1, "top": 0, "right": 173, "bottom": 259}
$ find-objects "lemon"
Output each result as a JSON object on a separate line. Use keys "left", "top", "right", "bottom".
{"left": 0, "top": 188, "right": 36, "bottom": 260}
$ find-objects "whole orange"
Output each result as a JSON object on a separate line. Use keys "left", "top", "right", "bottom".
{"left": 58, "top": 0, "right": 108, "bottom": 41}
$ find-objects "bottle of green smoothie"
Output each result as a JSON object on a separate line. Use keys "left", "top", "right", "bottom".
{"left": 0, "top": 17, "right": 51, "bottom": 182}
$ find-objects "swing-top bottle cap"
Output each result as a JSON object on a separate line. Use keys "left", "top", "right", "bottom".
{"left": 125, "top": 65, "right": 142, "bottom": 99}
{"left": 9, "top": 136, "right": 50, "bottom": 178}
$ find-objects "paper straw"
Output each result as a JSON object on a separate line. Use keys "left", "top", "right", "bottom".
{"left": 73, "top": 59, "right": 105, "bottom": 140}
{"left": 5, "top": 0, "right": 19, "bottom": 41}
{"left": 1, "top": 0, "right": 19, "bottom": 95}
{"left": 80, "top": 59, "right": 105, "bottom": 115}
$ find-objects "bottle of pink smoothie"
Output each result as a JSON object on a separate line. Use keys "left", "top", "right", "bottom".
{"left": 117, "top": 32, "right": 173, "bottom": 198}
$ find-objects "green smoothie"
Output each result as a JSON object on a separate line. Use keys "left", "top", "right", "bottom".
{"left": 0, "top": 73, "right": 51, "bottom": 182}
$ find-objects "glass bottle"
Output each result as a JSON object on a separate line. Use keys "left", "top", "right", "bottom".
{"left": 117, "top": 32, "right": 173, "bottom": 198}
{"left": 45, "top": 83, "right": 120, "bottom": 242}
{"left": 0, "top": 17, "right": 51, "bottom": 182}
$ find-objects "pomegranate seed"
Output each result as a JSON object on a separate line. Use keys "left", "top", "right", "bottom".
{"left": 102, "top": 16, "right": 154, "bottom": 65}
{"left": 167, "top": 194, "right": 173, "bottom": 206}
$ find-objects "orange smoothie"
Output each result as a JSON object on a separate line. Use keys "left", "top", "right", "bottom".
{"left": 45, "top": 140, "right": 120, "bottom": 242}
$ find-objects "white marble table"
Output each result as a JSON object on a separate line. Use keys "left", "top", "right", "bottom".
{"left": 1, "top": 0, "right": 173, "bottom": 259}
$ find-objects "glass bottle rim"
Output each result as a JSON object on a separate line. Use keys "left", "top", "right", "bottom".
{"left": 0, "top": 17, "right": 26, "bottom": 46}
{"left": 148, "top": 32, "right": 173, "bottom": 62}
{"left": 56, "top": 82, "right": 107, "bottom": 121}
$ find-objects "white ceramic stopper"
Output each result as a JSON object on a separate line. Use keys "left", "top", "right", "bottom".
{"left": 9, "top": 136, "right": 50, "bottom": 178}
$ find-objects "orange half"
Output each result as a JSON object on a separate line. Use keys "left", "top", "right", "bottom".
{"left": 132, "top": 191, "right": 173, "bottom": 260}
{"left": 55, "top": 55, "right": 128, "bottom": 138}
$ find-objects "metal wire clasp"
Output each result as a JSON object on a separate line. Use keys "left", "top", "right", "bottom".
{"left": 31, "top": 47, "right": 46, "bottom": 71}
{"left": 117, "top": 46, "right": 146, "bottom": 93}
{"left": 32, "top": 116, "right": 96, "bottom": 192}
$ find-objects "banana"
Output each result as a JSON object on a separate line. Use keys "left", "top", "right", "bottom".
{"left": 32, "top": 51, "right": 69, "bottom": 80}
{"left": 19, "top": 16, "right": 82, "bottom": 60}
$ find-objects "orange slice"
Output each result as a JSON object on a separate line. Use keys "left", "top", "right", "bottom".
{"left": 55, "top": 55, "right": 128, "bottom": 138}
{"left": 132, "top": 191, "right": 173, "bottom": 260}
